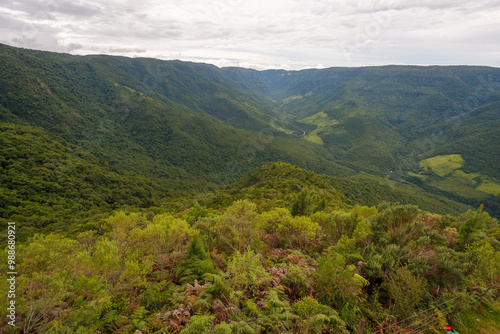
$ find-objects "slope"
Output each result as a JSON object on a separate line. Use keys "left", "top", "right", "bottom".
{"left": 223, "top": 65, "right": 500, "bottom": 216}
{"left": 208, "top": 162, "right": 471, "bottom": 216}
{"left": 0, "top": 43, "right": 353, "bottom": 188}
{"left": 1, "top": 44, "right": 498, "bottom": 220}
{"left": 0, "top": 123, "right": 198, "bottom": 241}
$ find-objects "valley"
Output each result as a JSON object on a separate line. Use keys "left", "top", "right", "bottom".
{"left": 0, "top": 43, "right": 499, "bottom": 333}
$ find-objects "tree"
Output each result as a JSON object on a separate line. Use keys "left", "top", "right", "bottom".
{"left": 226, "top": 249, "right": 270, "bottom": 294}
{"left": 290, "top": 188, "right": 323, "bottom": 217}
{"left": 372, "top": 203, "right": 420, "bottom": 245}
{"left": 313, "top": 251, "right": 368, "bottom": 309}
{"left": 386, "top": 267, "right": 428, "bottom": 319}
{"left": 196, "top": 200, "right": 261, "bottom": 254}
{"left": 459, "top": 205, "right": 488, "bottom": 249}
{"left": 177, "top": 234, "right": 217, "bottom": 284}
{"left": 259, "top": 208, "right": 321, "bottom": 251}
{"left": 466, "top": 240, "right": 500, "bottom": 303}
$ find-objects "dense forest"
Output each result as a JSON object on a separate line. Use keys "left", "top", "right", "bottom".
{"left": 1, "top": 44, "right": 499, "bottom": 332}
{"left": 1, "top": 162, "right": 499, "bottom": 333}
{"left": 1, "top": 44, "right": 499, "bottom": 219}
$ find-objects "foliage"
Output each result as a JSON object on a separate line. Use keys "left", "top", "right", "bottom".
{"left": 226, "top": 249, "right": 270, "bottom": 294}
{"left": 313, "top": 251, "right": 368, "bottom": 309}
{"left": 292, "top": 296, "right": 349, "bottom": 333}
{"left": 1, "top": 43, "right": 499, "bottom": 332}
{"left": 1, "top": 189, "right": 499, "bottom": 333}
{"left": 386, "top": 267, "right": 428, "bottom": 318}
{"left": 195, "top": 200, "right": 261, "bottom": 254}
{"left": 0, "top": 123, "right": 176, "bottom": 243}
{"left": 176, "top": 234, "right": 217, "bottom": 284}
{"left": 259, "top": 208, "right": 321, "bottom": 252}
{"left": 459, "top": 204, "right": 489, "bottom": 248}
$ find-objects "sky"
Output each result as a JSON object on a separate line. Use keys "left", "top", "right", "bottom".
{"left": 1, "top": 0, "right": 499, "bottom": 70}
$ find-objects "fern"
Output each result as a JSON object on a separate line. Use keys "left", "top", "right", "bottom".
{"left": 213, "top": 322, "right": 233, "bottom": 334}
{"left": 101, "top": 309, "right": 128, "bottom": 332}
{"left": 130, "top": 306, "right": 150, "bottom": 331}
{"left": 179, "top": 314, "right": 215, "bottom": 334}
{"left": 231, "top": 320, "right": 262, "bottom": 334}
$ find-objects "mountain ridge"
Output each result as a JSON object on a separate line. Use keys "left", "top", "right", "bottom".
{"left": 0, "top": 43, "right": 499, "bottom": 219}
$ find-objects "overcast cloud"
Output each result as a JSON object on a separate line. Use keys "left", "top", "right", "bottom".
{"left": 1, "top": 0, "right": 499, "bottom": 69}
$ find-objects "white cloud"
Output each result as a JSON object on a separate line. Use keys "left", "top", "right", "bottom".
{"left": 1, "top": 0, "right": 499, "bottom": 69}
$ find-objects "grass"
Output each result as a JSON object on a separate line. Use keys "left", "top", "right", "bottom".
{"left": 281, "top": 91, "right": 312, "bottom": 105}
{"left": 454, "top": 301, "right": 500, "bottom": 334}
{"left": 430, "top": 170, "right": 486, "bottom": 199}
{"left": 453, "top": 170, "right": 481, "bottom": 185}
{"left": 416, "top": 155, "right": 500, "bottom": 198}
{"left": 298, "top": 111, "right": 340, "bottom": 145}
{"left": 420, "top": 154, "right": 465, "bottom": 177}
{"left": 476, "top": 179, "right": 500, "bottom": 196}
{"left": 304, "top": 132, "right": 324, "bottom": 145}
{"left": 408, "top": 172, "right": 429, "bottom": 180}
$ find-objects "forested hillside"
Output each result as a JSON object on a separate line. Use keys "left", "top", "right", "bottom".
{"left": 1, "top": 162, "right": 499, "bottom": 333}
{"left": 224, "top": 66, "right": 500, "bottom": 217}
{"left": 0, "top": 44, "right": 499, "bottom": 332}
{"left": 0, "top": 43, "right": 349, "bottom": 181}
{"left": 1, "top": 43, "right": 499, "bottom": 220}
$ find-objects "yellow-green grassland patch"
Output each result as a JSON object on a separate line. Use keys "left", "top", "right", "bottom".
{"left": 420, "top": 154, "right": 464, "bottom": 177}
{"left": 430, "top": 170, "right": 485, "bottom": 198}
{"left": 298, "top": 111, "right": 340, "bottom": 145}
{"left": 417, "top": 154, "right": 500, "bottom": 199}
{"left": 476, "top": 178, "right": 500, "bottom": 196}
{"left": 282, "top": 91, "right": 312, "bottom": 105}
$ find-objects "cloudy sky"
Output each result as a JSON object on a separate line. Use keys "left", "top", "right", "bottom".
{"left": 1, "top": 0, "right": 499, "bottom": 70}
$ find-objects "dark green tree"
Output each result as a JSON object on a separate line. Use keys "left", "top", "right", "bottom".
{"left": 177, "top": 234, "right": 217, "bottom": 284}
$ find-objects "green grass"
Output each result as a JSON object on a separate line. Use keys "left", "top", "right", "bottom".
{"left": 408, "top": 172, "right": 429, "bottom": 180}
{"left": 455, "top": 301, "right": 500, "bottom": 334}
{"left": 304, "top": 132, "right": 324, "bottom": 145}
{"left": 412, "top": 155, "right": 499, "bottom": 217}
{"left": 430, "top": 171, "right": 485, "bottom": 199}
{"left": 281, "top": 91, "right": 312, "bottom": 104}
{"left": 420, "top": 154, "right": 465, "bottom": 177}
{"left": 416, "top": 155, "right": 500, "bottom": 199}
{"left": 298, "top": 111, "right": 341, "bottom": 145}
{"left": 477, "top": 179, "right": 500, "bottom": 196}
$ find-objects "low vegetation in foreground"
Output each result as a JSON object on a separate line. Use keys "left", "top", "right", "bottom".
{"left": 1, "top": 163, "right": 499, "bottom": 334}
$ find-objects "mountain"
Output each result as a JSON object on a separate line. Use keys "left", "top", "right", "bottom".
{"left": 0, "top": 122, "right": 203, "bottom": 241}
{"left": 1, "top": 43, "right": 499, "bottom": 334}
{"left": 224, "top": 66, "right": 500, "bottom": 216}
{"left": 206, "top": 162, "right": 470, "bottom": 216}
{"left": 2, "top": 161, "right": 499, "bottom": 334}
{"left": 0, "top": 43, "right": 499, "bottom": 221}
{"left": 224, "top": 65, "right": 500, "bottom": 173}
{"left": 0, "top": 43, "right": 352, "bottom": 180}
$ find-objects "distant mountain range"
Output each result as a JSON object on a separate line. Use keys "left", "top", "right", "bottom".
{"left": 1, "top": 43, "right": 499, "bottom": 237}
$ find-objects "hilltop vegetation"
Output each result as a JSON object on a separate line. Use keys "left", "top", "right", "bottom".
{"left": 202, "top": 162, "right": 470, "bottom": 216}
{"left": 1, "top": 162, "right": 499, "bottom": 333}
